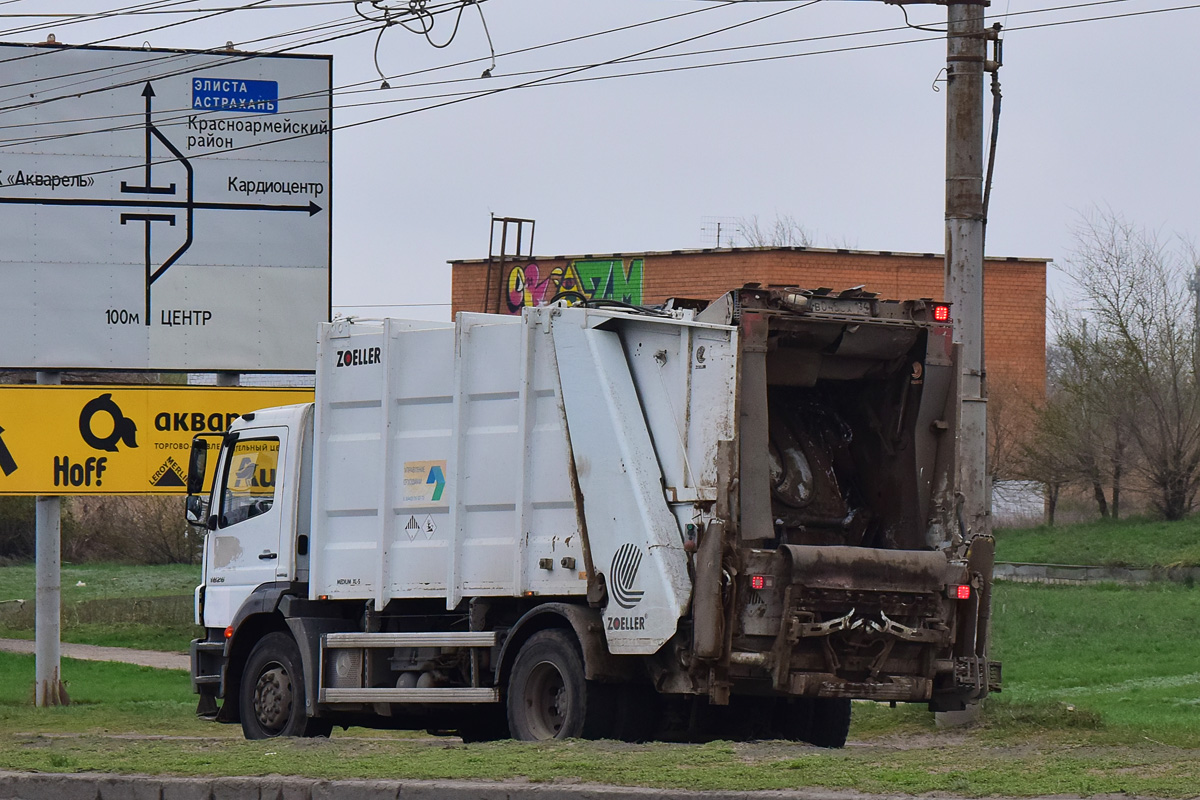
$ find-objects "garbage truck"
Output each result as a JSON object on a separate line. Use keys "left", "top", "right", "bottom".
{"left": 186, "top": 285, "right": 1000, "bottom": 744}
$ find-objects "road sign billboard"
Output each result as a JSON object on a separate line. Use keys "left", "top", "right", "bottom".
{"left": 0, "top": 42, "right": 332, "bottom": 372}
{"left": 0, "top": 385, "right": 313, "bottom": 495}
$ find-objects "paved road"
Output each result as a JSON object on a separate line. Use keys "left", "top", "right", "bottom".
{"left": 0, "top": 638, "right": 188, "bottom": 670}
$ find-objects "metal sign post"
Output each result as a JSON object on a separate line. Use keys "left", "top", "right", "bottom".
{"left": 34, "top": 371, "right": 66, "bottom": 707}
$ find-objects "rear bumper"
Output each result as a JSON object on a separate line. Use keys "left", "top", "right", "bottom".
{"left": 763, "top": 545, "right": 1000, "bottom": 703}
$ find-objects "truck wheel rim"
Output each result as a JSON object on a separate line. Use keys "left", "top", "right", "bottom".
{"left": 253, "top": 663, "right": 292, "bottom": 734}
{"left": 524, "top": 660, "right": 568, "bottom": 739}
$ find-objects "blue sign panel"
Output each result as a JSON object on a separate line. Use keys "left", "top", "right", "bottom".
{"left": 192, "top": 77, "right": 278, "bottom": 113}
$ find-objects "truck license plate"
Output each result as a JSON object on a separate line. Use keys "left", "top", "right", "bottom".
{"left": 808, "top": 298, "right": 871, "bottom": 315}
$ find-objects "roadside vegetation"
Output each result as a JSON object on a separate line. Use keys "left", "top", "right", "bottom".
{"left": 0, "top": 562, "right": 199, "bottom": 652}
{"left": 995, "top": 515, "right": 1200, "bottom": 567}
{"left": 1009, "top": 209, "right": 1200, "bottom": 524}
{"left": 1, "top": 528, "right": 1199, "bottom": 795}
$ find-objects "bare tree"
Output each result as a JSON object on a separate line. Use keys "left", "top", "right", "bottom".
{"left": 735, "top": 213, "right": 814, "bottom": 248}
{"left": 1057, "top": 209, "right": 1200, "bottom": 520}
{"left": 1043, "top": 309, "right": 1132, "bottom": 517}
{"left": 66, "top": 496, "right": 198, "bottom": 564}
{"left": 1014, "top": 393, "right": 1079, "bottom": 526}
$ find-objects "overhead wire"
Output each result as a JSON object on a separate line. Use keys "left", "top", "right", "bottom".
{"left": 0, "top": 0, "right": 729, "bottom": 109}
{"left": 0, "top": 0, "right": 1145, "bottom": 118}
{"left": 0, "top": 3, "right": 424, "bottom": 99}
{"left": 284, "top": 0, "right": 1200, "bottom": 137}
{"left": 0, "top": 0, "right": 733, "bottom": 141}
{"left": 0, "top": 0, "right": 270, "bottom": 42}
{"left": 0, "top": 0, "right": 1192, "bottom": 160}
{"left": 0, "top": 0, "right": 821, "bottom": 180}
{"left": 0, "top": 1, "right": 366, "bottom": 16}
{"left": 0, "top": 3, "right": 482, "bottom": 115}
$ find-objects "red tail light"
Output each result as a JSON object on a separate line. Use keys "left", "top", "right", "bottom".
{"left": 933, "top": 304, "right": 951, "bottom": 323}
{"left": 955, "top": 584, "right": 971, "bottom": 600}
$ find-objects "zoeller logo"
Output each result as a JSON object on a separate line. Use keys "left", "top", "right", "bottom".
{"left": 610, "top": 543, "right": 645, "bottom": 609}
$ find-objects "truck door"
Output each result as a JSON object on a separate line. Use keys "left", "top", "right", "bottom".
{"left": 202, "top": 429, "right": 288, "bottom": 628}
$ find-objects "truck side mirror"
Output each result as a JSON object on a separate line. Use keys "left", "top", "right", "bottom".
{"left": 187, "top": 437, "right": 209, "bottom": 495}
{"left": 185, "top": 494, "right": 209, "bottom": 526}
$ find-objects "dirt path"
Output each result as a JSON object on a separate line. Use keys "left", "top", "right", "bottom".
{"left": 0, "top": 638, "right": 188, "bottom": 670}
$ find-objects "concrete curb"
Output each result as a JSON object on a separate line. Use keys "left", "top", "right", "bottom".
{"left": 994, "top": 561, "right": 1200, "bottom": 586}
{"left": 0, "top": 772, "right": 1171, "bottom": 800}
{"left": 0, "top": 772, "right": 953, "bottom": 800}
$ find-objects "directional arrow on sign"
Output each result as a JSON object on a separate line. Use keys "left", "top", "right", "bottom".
{"left": 0, "top": 426, "right": 17, "bottom": 477}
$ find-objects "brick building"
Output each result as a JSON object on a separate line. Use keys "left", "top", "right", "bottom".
{"left": 449, "top": 246, "right": 1048, "bottom": 412}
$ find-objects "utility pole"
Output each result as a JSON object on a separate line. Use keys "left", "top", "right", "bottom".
{"left": 944, "top": 0, "right": 990, "bottom": 543}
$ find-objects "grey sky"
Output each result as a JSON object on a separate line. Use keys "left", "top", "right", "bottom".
{"left": 11, "top": 0, "right": 1200, "bottom": 321}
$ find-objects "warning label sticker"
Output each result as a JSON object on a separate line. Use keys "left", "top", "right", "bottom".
{"left": 401, "top": 460, "right": 447, "bottom": 507}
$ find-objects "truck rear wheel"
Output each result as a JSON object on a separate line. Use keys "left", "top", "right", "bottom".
{"left": 805, "top": 698, "right": 852, "bottom": 748}
{"left": 240, "top": 632, "right": 332, "bottom": 740}
{"left": 506, "top": 629, "right": 610, "bottom": 740}
{"left": 771, "top": 697, "right": 851, "bottom": 747}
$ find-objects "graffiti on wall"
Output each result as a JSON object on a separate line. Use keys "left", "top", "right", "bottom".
{"left": 505, "top": 258, "right": 644, "bottom": 314}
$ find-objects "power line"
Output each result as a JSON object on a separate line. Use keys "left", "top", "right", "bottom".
{"left": 317, "top": 0, "right": 1200, "bottom": 136}
{"left": 0, "top": 0, "right": 821, "bottom": 182}
{"left": 0, "top": 0, "right": 1193, "bottom": 161}
{"left": 0, "top": 0, "right": 719, "bottom": 118}
{"left": 0, "top": 4, "right": 765, "bottom": 147}
{"left": 0, "top": 1, "right": 360, "bottom": 17}
{"left": 0, "top": 0, "right": 1148, "bottom": 125}
{"left": 0, "top": 0, "right": 751, "bottom": 147}
{"left": 0, "top": 15, "right": 371, "bottom": 111}
{"left": 0, "top": 0, "right": 278, "bottom": 43}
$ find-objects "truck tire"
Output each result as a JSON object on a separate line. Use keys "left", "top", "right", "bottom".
{"left": 240, "top": 632, "right": 333, "bottom": 740}
{"left": 506, "top": 629, "right": 611, "bottom": 740}
{"left": 805, "top": 698, "right": 851, "bottom": 748}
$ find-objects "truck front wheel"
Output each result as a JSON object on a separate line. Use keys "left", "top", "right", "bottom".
{"left": 506, "top": 629, "right": 610, "bottom": 740}
{"left": 240, "top": 632, "right": 332, "bottom": 740}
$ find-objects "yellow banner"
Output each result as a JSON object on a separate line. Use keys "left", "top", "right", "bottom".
{"left": 0, "top": 385, "right": 312, "bottom": 495}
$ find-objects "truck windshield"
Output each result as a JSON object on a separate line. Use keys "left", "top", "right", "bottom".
{"left": 218, "top": 437, "right": 280, "bottom": 528}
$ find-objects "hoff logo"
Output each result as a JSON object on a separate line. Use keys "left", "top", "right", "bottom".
{"left": 335, "top": 347, "right": 381, "bottom": 368}
{"left": 610, "top": 543, "right": 645, "bottom": 609}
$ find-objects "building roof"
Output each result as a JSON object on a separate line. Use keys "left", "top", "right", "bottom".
{"left": 449, "top": 245, "right": 1052, "bottom": 266}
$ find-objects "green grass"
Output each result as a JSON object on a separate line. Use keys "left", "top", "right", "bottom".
{"left": 995, "top": 516, "right": 1200, "bottom": 568}
{"left": 0, "top": 562, "right": 200, "bottom": 652}
{"left": 0, "top": 652, "right": 212, "bottom": 736}
{"left": 0, "top": 649, "right": 1197, "bottom": 796}
{"left": 986, "top": 582, "right": 1200, "bottom": 745}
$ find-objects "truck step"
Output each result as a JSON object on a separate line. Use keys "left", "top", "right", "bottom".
{"left": 319, "top": 687, "right": 500, "bottom": 704}
{"left": 324, "top": 631, "right": 498, "bottom": 648}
